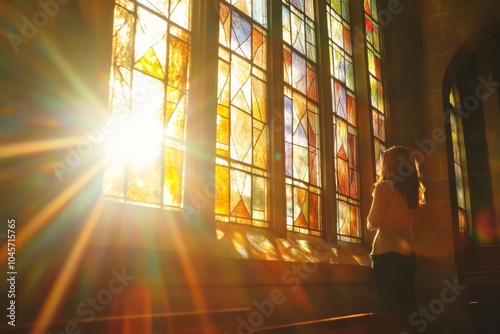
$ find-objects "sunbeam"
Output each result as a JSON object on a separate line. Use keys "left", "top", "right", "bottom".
{"left": 0, "top": 136, "right": 84, "bottom": 159}
{"left": 30, "top": 199, "right": 105, "bottom": 334}
{"left": 0, "top": 159, "right": 106, "bottom": 265}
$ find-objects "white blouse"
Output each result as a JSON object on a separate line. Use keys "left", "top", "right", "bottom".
{"left": 367, "top": 180, "right": 416, "bottom": 257}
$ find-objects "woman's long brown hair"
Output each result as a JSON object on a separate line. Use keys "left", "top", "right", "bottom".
{"left": 377, "top": 146, "right": 426, "bottom": 209}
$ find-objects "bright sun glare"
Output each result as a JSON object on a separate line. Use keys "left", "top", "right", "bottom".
{"left": 105, "top": 71, "right": 166, "bottom": 166}
{"left": 104, "top": 113, "right": 163, "bottom": 166}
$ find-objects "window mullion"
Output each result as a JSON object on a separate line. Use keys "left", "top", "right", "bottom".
{"left": 315, "top": 0, "right": 337, "bottom": 242}
{"left": 182, "top": 0, "right": 219, "bottom": 238}
{"left": 268, "top": 0, "right": 287, "bottom": 236}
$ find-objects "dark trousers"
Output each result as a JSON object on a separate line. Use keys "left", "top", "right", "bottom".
{"left": 372, "top": 251, "right": 416, "bottom": 310}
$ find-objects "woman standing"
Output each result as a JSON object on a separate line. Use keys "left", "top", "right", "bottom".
{"left": 367, "top": 146, "right": 426, "bottom": 310}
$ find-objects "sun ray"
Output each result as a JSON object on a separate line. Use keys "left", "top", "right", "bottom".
{"left": 0, "top": 159, "right": 106, "bottom": 265}
{"left": 169, "top": 224, "right": 214, "bottom": 333}
{"left": 30, "top": 199, "right": 105, "bottom": 334}
{"left": 0, "top": 136, "right": 84, "bottom": 159}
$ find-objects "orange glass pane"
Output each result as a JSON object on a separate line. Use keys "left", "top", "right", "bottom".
{"left": 215, "top": 164, "right": 230, "bottom": 215}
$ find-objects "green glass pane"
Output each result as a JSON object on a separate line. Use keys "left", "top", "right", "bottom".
{"left": 370, "top": 75, "right": 378, "bottom": 109}
{"left": 341, "top": 0, "right": 349, "bottom": 21}
{"left": 371, "top": 0, "right": 378, "bottom": 22}
{"left": 331, "top": 0, "right": 341, "bottom": 14}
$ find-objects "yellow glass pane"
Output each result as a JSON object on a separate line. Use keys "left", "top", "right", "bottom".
{"left": 230, "top": 107, "right": 252, "bottom": 163}
{"left": 112, "top": 6, "right": 133, "bottom": 68}
{"left": 218, "top": 60, "right": 231, "bottom": 107}
{"left": 230, "top": 169, "right": 252, "bottom": 218}
{"left": 164, "top": 146, "right": 183, "bottom": 206}
{"left": 216, "top": 114, "right": 230, "bottom": 149}
{"left": 165, "top": 94, "right": 187, "bottom": 141}
{"left": 127, "top": 161, "right": 162, "bottom": 204}
{"left": 168, "top": 36, "right": 189, "bottom": 89}
{"left": 135, "top": 46, "right": 165, "bottom": 79}
{"left": 215, "top": 164, "right": 229, "bottom": 215}
{"left": 135, "top": 8, "right": 167, "bottom": 76}
{"left": 252, "top": 76, "right": 267, "bottom": 122}
{"left": 294, "top": 186, "right": 308, "bottom": 227}
{"left": 231, "top": 56, "right": 252, "bottom": 113}
{"left": 253, "top": 121, "right": 268, "bottom": 169}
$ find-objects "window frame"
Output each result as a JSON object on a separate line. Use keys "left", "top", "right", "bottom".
{"left": 102, "top": 0, "right": 389, "bottom": 246}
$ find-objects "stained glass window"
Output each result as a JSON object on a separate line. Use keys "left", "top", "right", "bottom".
{"left": 449, "top": 89, "right": 469, "bottom": 234}
{"left": 103, "top": 0, "right": 191, "bottom": 208}
{"left": 283, "top": 0, "right": 322, "bottom": 236}
{"left": 101, "top": 0, "right": 389, "bottom": 244}
{"left": 364, "top": 0, "right": 386, "bottom": 176}
{"left": 326, "top": 0, "right": 361, "bottom": 243}
{"left": 215, "top": 0, "right": 270, "bottom": 227}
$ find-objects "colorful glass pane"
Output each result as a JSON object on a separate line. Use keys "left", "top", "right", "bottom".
{"left": 327, "top": 0, "right": 360, "bottom": 241}
{"left": 216, "top": 1, "right": 270, "bottom": 227}
{"left": 449, "top": 89, "right": 469, "bottom": 233}
{"left": 284, "top": 0, "right": 321, "bottom": 235}
{"left": 104, "top": 0, "right": 191, "bottom": 209}
{"left": 365, "top": 0, "right": 387, "bottom": 180}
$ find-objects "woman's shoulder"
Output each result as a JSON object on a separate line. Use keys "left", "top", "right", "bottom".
{"left": 374, "top": 180, "right": 394, "bottom": 191}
